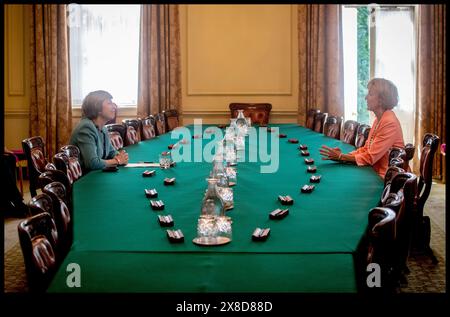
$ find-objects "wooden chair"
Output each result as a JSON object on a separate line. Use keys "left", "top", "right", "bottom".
{"left": 306, "top": 109, "right": 320, "bottom": 130}
{"left": 229, "top": 103, "right": 272, "bottom": 125}
{"left": 141, "top": 116, "right": 157, "bottom": 140}
{"left": 380, "top": 166, "right": 405, "bottom": 206}
{"left": 154, "top": 113, "right": 166, "bottom": 135}
{"left": 163, "top": 109, "right": 180, "bottom": 131}
{"left": 122, "top": 119, "right": 142, "bottom": 143}
{"left": 42, "top": 182, "right": 72, "bottom": 258}
{"left": 105, "top": 124, "right": 126, "bottom": 150}
{"left": 381, "top": 172, "right": 418, "bottom": 283}
{"left": 323, "top": 115, "right": 343, "bottom": 140}
{"left": 39, "top": 169, "right": 72, "bottom": 213}
{"left": 59, "top": 145, "right": 83, "bottom": 181}
{"left": 18, "top": 212, "right": 59, "bottom": 292}
{"left": 355, "top": 124, "right": 371, "bottom": 149}
{"left": 22, "top": 136, "right": 48, "bottom": 197}
{"left": 412, "top": 133, "right": 440, "bottom": 263}
{"left": 342, "top": 120, "right": 360, "bottom": 146}
{"left": 53, "top": 152, "right": 75, "bottom": 184}
{"left": 366, "top": 207, "right": 396, "bottom": 289}
{"left": 313, "top": 113, "right": 328, "bottom": 133}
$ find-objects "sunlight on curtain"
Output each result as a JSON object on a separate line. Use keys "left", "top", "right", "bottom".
{"left": 69, "top": 5, "right": 141, "bottom": 106}
{"left": 342, "top": 7, "right": 358, "bottom": 121}
{"left": 374, "top": 7, "right": 416, "bottom": 144}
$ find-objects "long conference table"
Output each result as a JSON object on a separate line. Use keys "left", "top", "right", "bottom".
{"left": 47, "top": 124, "right": 383, "bottom": 293}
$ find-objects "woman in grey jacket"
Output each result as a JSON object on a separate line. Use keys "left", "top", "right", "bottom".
{"left": 70, "top": 90, "right": 129, "bottom": 172}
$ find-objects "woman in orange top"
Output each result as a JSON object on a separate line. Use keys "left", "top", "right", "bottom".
{"left": 319, "top": 78, "right": 405, "bottom": 179}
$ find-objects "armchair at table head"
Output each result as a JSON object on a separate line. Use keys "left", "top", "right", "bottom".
{"left": 229, "top": 103, "right": 272, "bottom": 125}
{"left": 355, "top": 124, "right": 371, "bottom": 149}
{"left": 42, "top": 182, "right": 72, "bottom": 257}
{"left": 122, "top": 119, "right": 141, "bottom": 144}
{"left": 18, "top": 212, "right": 59, "bottom": 292}
{"left": 163, "top": 109, "right": 180, "bottom": 131}
{"left": 22, "top": 136, "right": 48, "bottom": 197}
{"left": 306, "top": 109, "right": 320, "bottom": 130}
{"left": 323, "top": 115, "right": 343, "bottom": 140}
{"left": 141, "top": 115, "right": 156, "bottom": 140}
{"left": 154, "top": 113, "right": 166, "bottom": 135}
{"left": 342, "top": 120, "right": 360, "bottom": 146}
{"left": 313, "top": 113, "right": 328, "bottom": 133}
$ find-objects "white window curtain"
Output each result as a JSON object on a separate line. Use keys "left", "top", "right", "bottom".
{"left": 373, "top": 7, "right": 416, "bottom": 144}
{"left": 69, "top": 4, "right": 141, "bottom": 106}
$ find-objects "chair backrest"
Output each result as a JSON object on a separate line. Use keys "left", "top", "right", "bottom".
{"left": 342, "top": 120, "right": 360, "bottom": 146}
{"left": 53, "top": 152, "right": 75, "bottom": 184}
{"left": 313, "top": 113, "right": 328, "bottom": 133}
{"left": 366, "top": 207, "right": 396, "bottom": 266}
{"left": 122, "top": 119, "right": 142, "bottom": 143}
{"left": 306, "top": 109, "right": 320, "bottom": 129}
{"left": 417, "top": 133, "right": 440, "bottom": 213}
{"left": 163, "top": 109, "right": 180, "bottom": 131}
{"left": 229, "top": 103, "right": 272, "bottom": 125}
{"left": 154, "top": 113, "right": 166, "bottom": 135}
{"left": 355, "top": 124, "right": 371, "bottom": 149}
{"left": 323, "top": 115, "right": 343, "bottom": 140}
{"left": 28, "top": 193, "right": 54, "bottom": 217}
{"left": 382, "top": 172, "right": 418, "bottom": 271}
{"left": 105, "top": 123, "right": 127, "bottom": 145}
{"left": 22, "top": 136, "right": 48, "bottom": 197}
{"left": 141, "top": 116, "right": 156, "bottom": 140}
{"left": 108, "top": 131, "right": 124, "bottom": 151}
{"left": 42, "top": 182, "right": 72, "bottom": 256}
{"left": 59, "top": 145, "right": 83, "bottom": 180}
{"left": 38, "top": 169, "right": 72, "bottom": 208}
{"left": 18, "top": 212, "right": 58, "bottom": 292}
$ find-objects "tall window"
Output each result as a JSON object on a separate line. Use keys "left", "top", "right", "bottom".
{"left": 343, "top": 5, "right": 416, "bottom": 143}
{"left": 68, "top": 4, "right": 141, "bottom": 106}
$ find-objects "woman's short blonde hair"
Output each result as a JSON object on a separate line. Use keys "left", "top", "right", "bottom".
{"left": 81, "top": 90, "right": 113, "bottom": 119}
{"left": 368, "top": 78, "right": 399, "bottom": 110}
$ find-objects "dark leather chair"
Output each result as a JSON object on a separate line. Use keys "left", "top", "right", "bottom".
{"left": 342, "top": 120, "right": 360, "bottom": 146}
{"left": 355, "top": 124, "right": 371, "bottom": 149}
{"left": 105, "top": 123, "right": 127, "bottom": 150}
{"left": 42, "top": 182, "right": 72, "bottom": 257}
{"left": 163, "top": 109, "right": 180, "bottom": 131}
{"left": 59, "top": 145, "right": 83, "bottom": 181}
{"left": 122, "top": 119, "right": 142, "bottom": 143}
{"left": 366, "top": 207, "right": 396, "bottom": 290}
{"left": 306, "top": 109, "right": 320, "bottom": 130}
{"left": 229, "top": 103, "right": 272, "bottom": 125}
{"left": 18, "top": 212, "right": 59, "bottom": 292}
{"left": 22, "top": 136, "right": 48, "bottom": 197}
{"left": 380, "top": 166, "right": 405, "bottom": 206}
{"left": 381, "top": 172, "right": 418, "bottom": 284}
{"left": 154, "top": 113, "right": 166, "bottom": 135}
{"left": 323, "top": 115, "right": 343, "bottom": 140}
{"left": 39, "top": 169, "right": 72, "bottom": 212}
{"left": 53, "top": 152, "right": 75, "bottom": 184}
{"left": 313, "top": 113, "right": 328, "bottom": 133}
{"left": 412, "top": 133, "right": 440, "bottom": 263}
{"left": 141, "top": 116, "right": 156, "bottom": 140}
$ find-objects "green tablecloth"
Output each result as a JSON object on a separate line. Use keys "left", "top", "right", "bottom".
{"left": 47, "top": 124, "right": 383, "bottom": 293}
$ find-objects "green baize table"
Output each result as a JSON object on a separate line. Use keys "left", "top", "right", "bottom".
{"left": 47, "top": 124, "right": 383, "bottom": 293}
